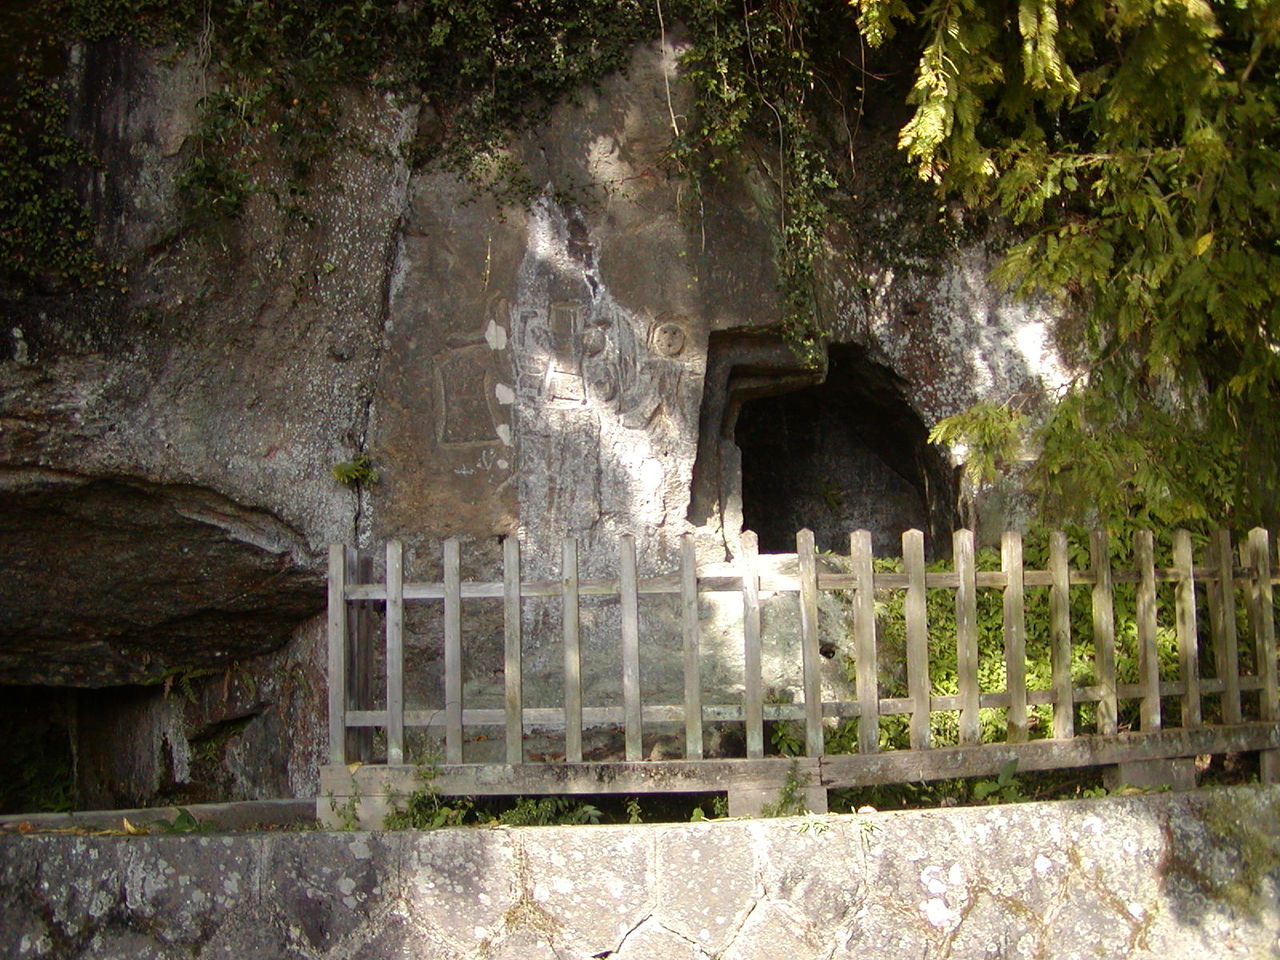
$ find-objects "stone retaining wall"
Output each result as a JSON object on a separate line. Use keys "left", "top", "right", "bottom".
{"left": 3, "top": 787, "right": 1278, "bottom": 959}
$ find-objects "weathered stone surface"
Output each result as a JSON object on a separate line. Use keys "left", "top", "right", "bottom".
{"left": 2, "top": 788, "right": 1278, "bottom": 960}
{"left": 2, "top": 29, "right": 1081, "bottom": 805}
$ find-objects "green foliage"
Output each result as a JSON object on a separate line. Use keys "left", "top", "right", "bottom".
{"left": 331, "top": 454, "right": 378, "bottom": 487}
{"left": 972, "top": 759, "right": 1025, "bottom": 803}
{"left": 760, "top": 759, "right": 809, "bottom": 817}
{"left": 153, "top": 807, "right": 215, "bottom": 833}
{"left": 493, "top": 796, "right": 603, "bottom": 826}
{"left": 854, "top": 0, "right": 1280, "bottom": 528}
{"left": 0, "top": 58, "right": 106, "bottom": 288}
{"left": 384, "top": 758, "right": 476, "bottom": 830}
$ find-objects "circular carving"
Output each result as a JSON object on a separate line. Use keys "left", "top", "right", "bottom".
{"left": 651, "top": 321, "right": 687, "bottom": 358}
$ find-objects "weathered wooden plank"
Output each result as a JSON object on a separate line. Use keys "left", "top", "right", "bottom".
{"left": 321, "top": 723, "right": 1280, "bottom": 799}
{"left": 797, "top": 528, "right": 824, "bottom": 756}
{"left": 904, "top": 529, "right": 930, "bottom": 750}
{"left": 1090, "top": 530, "right": 1118, "bottom": 736}
{"left": 562, "top": 537, "right": 583, "bottom": 763}
{"left": 1241, "top": 538, "right": 1264, "bottom": 683}
{"left": 741, "top": 530, "right": 764, "bottom": 760}
{"left": 324, "top": 757, "right": 825, "bottom": 798}
{"left": 1048, "top": 530, "right": 1074, "bottom": 740}
{"left": 954, "top": 529, "right": 980, "bottom": 745}
{"left": 851, "top": 530, "right": 879, "bottom": 753}
{"left": 1249, "top": 528, "right": 1278, "bottom": 721}
{"left": 503, "top": 536, "right": 523, "bottom": 764}
{"left": 1002, "top": 531, "right": 1028, "bottom": 743}
{"left": 441, "top": 538, "right": 463, "bottom": 763}
{"left": 386, "top": 539, "right": 406, "bottom": 765}
{"left": 327, "top": 544, "right": 348, "bottom": 765}
{"left": 1215, "top": 529, "right": 1243, "bottom": 724}
{"left": 1135, "top": 530, "right": 1161, "bottom": 732}
{"left": 1173, "top": 530, "right": 1202, "bottom": 728}
{"left": 818, "top": 721, "right": 1280, "bottom": 792}
{"left": 620, "top": 534, "right": 643, "bottom": 762}
{"left": 681, "top": 534, "right": 704, "bottom": 760}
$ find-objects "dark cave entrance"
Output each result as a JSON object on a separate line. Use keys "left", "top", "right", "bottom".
{"left": 690, "top": 335, "right": 957, "bottom": 557}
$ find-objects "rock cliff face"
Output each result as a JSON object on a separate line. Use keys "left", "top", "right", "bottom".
{"left": 0, "top": 34, "right": 1071, "bottom": 809}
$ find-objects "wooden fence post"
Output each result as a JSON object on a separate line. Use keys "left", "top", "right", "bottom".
{"left": 1049, "top": 530, "right": 1074, "bottom": 739}
{"left": 562, "top": 537, "right": 583, "bottom": 763}
{"left": 954, "top": 530, "right": 980, "bottom": 745}
{"left": 386, "top": 539, "right": 405, "bottom": 765}
{"left": 851, "top": 530, "right": 879, "bottom": 753}
{"left": 1135, "top": 530, "right": 1161, "bottom": 732}
{"left": 797, "top": 529, "right": 824, "bottom": 757}
{"left": 1002, "top": 531, "right": 1028, "bottom": 743}
{"left": 503, "top": 536, "right": 523, "bottom": 764}
{"left": 1091, "top": 530, "right": 1118, "bottom": 736}
{"left": 1248, "top": 528, "right": 1278, "bottom": 722}
{"left": 327, "top": 543, "right": 348, "bottom": 765}
{"left": 681, "top": 534, "right": 704, "bottom": 760}
{"left": 1173, "top": 530, "right": 1201, "bottom": 728}
{"left": 443, "top": 538, "right": 462, "bottom": 764}
{"left": 620, "top": 534, "right": 643, "bottom": 762}
{"left": 904, "top": 529, "right": 930, "bottom": 750}
{"left": 741, "top": 530, "right": 764, "bottom": 760}
{"left": 1213, "top": 529, "right": 1243, "bottom": 724}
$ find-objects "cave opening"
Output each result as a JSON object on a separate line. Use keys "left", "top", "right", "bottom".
{"left": 690, "top": 335, "right": 957, "bottom": 558}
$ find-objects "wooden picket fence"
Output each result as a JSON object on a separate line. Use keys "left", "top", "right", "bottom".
{"left": 319, "top": 527, "right": 1280, "bottom": 824}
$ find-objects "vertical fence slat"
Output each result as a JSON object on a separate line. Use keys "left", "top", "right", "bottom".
{"left": 1249, "top": 527, "right": 1278, "bottom": 721}
{"left": 620, "top": 534, "right": 643, "bottom": 762}
{"left": 1090, "top": 530, "right": 1118, "bottom": 736}
{"left": 1173, "top": 530, "right": 1202, "bottom": 728}
{"left": 904, "top": 529, "right": 930, "bottom": 750}
{"left": 954, "top": 530, "right": 980, "bottom": 745}
{"left": 741, "top": 531, "right": 764, "bottom": 760}
{"left": 442, "top": 538, "right": 463, "bottom": 764}
{"left": 852, "top": 530, "right": 879, "bottom": 753}
{"left": 1002, "top": 531, "right": 1028, "bottom": 743}
{"left": 386, "top": 539, "right": 406, "bottom": 765}
{"left": 562, "top": 537, "right": 583, "bottom": 763}
{"left": 1214, "top": 529, "right": 1242, "bottom": 724}
{"left": 797, "top": 528, "right": 823, "bottom": 757}
{"left": 327, "top": 543, "right": 348, "bottom": 765}
{"left": 1135, "top": 530, "right": 1161, "bottom": 732}
{"left": 1241, "top": 539, "right": 1264, "bottom": 681}
{"left": 503, "top": 536, "right": 523, "bottom": 764}
{"left": 1049, "top": 530, "right": 1074, "bottom": 739}
{"left": 681, "top": 534, "right": 704, "bottom": 760}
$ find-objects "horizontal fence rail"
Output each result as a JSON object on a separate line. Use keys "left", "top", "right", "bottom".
{"left": 322, "top": 527, "right": 1280, "bottom": 817}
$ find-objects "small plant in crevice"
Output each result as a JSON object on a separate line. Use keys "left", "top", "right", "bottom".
{"left": 761, "top": 759, "right": 809, "bottom": 818}
{"left": 331, "top": 454, "right": 378, "bottom": 488}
